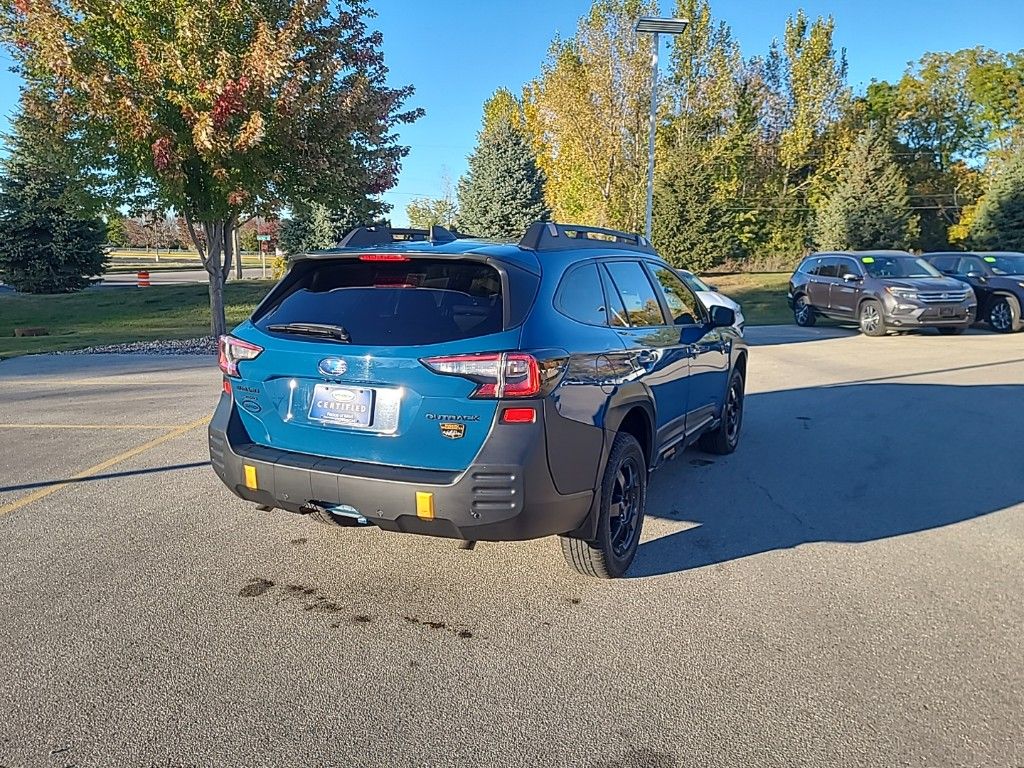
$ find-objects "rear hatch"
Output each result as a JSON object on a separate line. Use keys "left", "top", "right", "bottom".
{"left": 226, "top": 252, "right": 537, "bottom": 472}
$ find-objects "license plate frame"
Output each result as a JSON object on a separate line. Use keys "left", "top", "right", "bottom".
{"left": 308, "top": 384, "right": 375, "bottom": 428}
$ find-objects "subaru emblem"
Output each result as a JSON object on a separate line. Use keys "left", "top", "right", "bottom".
{"left": 318, "top": 358, "right": 348, "bottom": 377}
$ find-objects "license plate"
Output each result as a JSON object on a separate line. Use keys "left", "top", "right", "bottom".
{"left": 308, "top": 384, "right": 374, "bottom": 427}
{"left": 939, "top": 307, "right": 956, "bottom": 317}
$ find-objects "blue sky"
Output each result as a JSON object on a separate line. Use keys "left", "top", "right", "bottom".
{"left": 1, "top": 1, "right": 1022, "bottom": 224}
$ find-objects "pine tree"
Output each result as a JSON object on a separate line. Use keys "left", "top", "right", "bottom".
{"left": 278, "top": 202, "right": 337, "bottom": 255}
{"left": 652, "top": 147, "right": 730, "bottom": 272}
{"left": 457, "top": 118, "right": 549, "bottom": 240}
{"left": 0, "top": 109, "right": 107, "bottom": 293}
{"left": 969, "top": 149, "right": 1024, "bottom": 251}
{"left": 814, "top": 127, "right": 919, "bottom": 250}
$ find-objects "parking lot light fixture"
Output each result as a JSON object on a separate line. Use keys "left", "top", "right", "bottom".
{"left": 635, "top": 16, "right": 688, "bottom": 242}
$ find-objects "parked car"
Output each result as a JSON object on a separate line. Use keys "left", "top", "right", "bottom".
{"left": 210, "top": 222, "right": 748, "bottom": 578}
{"left": 675, "top": 269, "right": 745, "bottom": 333}
{"left": 788, "top": 251, "right": 976, "bottom": 336}
{"left": 922, "top": 252, "right": 1024, "bottom": 334}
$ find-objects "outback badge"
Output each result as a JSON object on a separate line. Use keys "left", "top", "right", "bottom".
{"left": 439, "top": 422, "right": 466, "bottom": 440}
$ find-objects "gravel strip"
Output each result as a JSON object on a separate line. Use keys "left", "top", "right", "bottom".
{"left": 56, "top": 337, "right": 218, "bottom": 355}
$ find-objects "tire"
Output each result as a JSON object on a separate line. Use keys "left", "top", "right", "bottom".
{"left": 988, "top": 295, "right": 1023, "bottom": 333}
{"left": 699, "top": 369, "right": 745, "bottom": 455}
{"left": 937, "top": 326, "right": 966, "bottom": 336}
{"left": 859, "top": 299, "right": 887, "bottom": 337}
{"left": 560, "top": 432, "right": 646, "bottom": 579}
{"left": 793, "top": 294, "right": 816, "bottom": 327}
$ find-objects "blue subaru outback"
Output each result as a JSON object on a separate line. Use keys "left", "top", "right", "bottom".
{"left": 209, "top": 222, "right": 747, "bottom": 577}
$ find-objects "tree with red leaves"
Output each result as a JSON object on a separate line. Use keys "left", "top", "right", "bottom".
{"left": 2, "top": 0, "right": 421, "bottom": 335}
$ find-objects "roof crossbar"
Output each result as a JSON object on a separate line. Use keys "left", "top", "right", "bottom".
{"left": 519, "top": 221, "right": 655, "bottom": 255}
{"left": 338, "top": 224, "right": 459, "bottom": 248}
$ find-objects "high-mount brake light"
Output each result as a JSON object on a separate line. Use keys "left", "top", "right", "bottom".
{"left": 218, "top": 335, "right": 263, "bottom": 377}
{"left": 421, "top": 352, "right": 542, "bottom": 399}
{"left": 358, "top": 253, "right": 411, "bottom": 262}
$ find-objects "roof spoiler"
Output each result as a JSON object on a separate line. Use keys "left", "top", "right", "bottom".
{"left": 519, "top": 221, "right": 655, "bottom": 255}
{"left": 338, "top": 224, "right": 460, "bottom": 248}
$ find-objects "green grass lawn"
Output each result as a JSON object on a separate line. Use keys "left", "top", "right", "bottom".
{"left": 708, "top": 272, "right": 793, "bottom": 325}
{"left": 0, "top": 281, "right": 275, "bottom": 358}
{"left": 0, "top": 272, "right": 797, "bottom": 359}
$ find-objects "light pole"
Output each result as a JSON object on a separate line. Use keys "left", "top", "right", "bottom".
{"left": 635, "top": 16, "right": 688, "bottom": 242}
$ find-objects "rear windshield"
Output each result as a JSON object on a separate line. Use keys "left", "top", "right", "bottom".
{"left": 254, "top": 258, "right": 505, "bottom": 345}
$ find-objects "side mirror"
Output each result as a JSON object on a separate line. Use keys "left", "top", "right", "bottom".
{"left": 842, "top": 273, "right": 861, "bottom": 283}
{"left": 941, "top": 269, "right": 956, "bottom": 276}
{"left": 967, "top": 271, "right": 985, "bottom": 279}
{"left": 707, "top": 283, "right": 720, "bottom": 292}
{"left": 709, "top": 305, "right": 735, "bottom": 329}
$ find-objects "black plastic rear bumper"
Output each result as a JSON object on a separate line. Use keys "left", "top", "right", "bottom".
{"left": 208, "top": 395, "right": 593, "bottom": 541}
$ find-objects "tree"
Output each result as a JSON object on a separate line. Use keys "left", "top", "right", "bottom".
{"left": 457, "top": 118, "right": 549, "bottom": 239}
{"left": 814, "top": 127, "right": 919, "bottom": 250}
{"left": 652, "top": 146, "right": 730, "bottom": 272}
{"left": 406, "top": 173, "right": 457, "bottom": 230}
{"left": 970, "top": 149, "right": 1024, "bottom": 251}
{"left": 527, "top": 0, "right": 657, "bottom": 230}
{"left": 406, "top": 196, "right": 458, "bottom": 230}
{"left": 279, "top": 202, "right": 337, "bottom": 255}
{"left": 481, "top": 88, "right": 526, "bottom": 137}
{"left": 0, "top": 107, "right": 107, "bottom": 293}
{"left": 4, "top": 0, "right": 422, "bottom": 335}
{"left": 105, "top": 213, "right": 130, "bottom": 247}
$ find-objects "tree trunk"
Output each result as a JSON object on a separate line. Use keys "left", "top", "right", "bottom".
{"left": 182, "top": 213, "right": 230, "bottom": 338}
{"left": 221, "top": 215, "right": 236, "bottom": 288}
{"left": 233, "top": 226, "right": 243, "bottom": 281}
{"left": 208, "top": 275, "right": 227, "bottom": 338}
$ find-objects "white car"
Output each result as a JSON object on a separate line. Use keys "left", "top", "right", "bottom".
{"left": 676, "top": 269, "right": 745, "bottom": 334}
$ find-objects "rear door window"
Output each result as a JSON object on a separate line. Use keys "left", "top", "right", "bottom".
{"left": 555, "top": 263, "right": 608, "bottom": 326}
{"left": 254, "top": 258, "right": 505, "bottom": 346}
{"left": 603, "top": 261, "right": 667, "bottom": 327}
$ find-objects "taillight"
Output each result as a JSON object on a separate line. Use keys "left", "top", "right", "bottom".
{"left": 359, "top": 253, "right": 410, "bottom": 262}
{"left": 218, "top": 335, "right": 263, "bottom": 377}
{"left": 421, "top": 352, "right": 541, "bottom": 399}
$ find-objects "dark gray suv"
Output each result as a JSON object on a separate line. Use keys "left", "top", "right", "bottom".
{"left": 788, "top": 251, "right": 977, "bottom": 336}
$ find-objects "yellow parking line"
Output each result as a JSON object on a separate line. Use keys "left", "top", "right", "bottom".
{"left": 0, "top": 423, "right": 182, "bottom": 431}
{"left": 0, "top": 416, "right": 209, "bottom": 518}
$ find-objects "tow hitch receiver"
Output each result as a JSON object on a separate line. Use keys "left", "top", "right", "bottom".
{"left": 299, "top": 502, "right": 373, "bottom": 527}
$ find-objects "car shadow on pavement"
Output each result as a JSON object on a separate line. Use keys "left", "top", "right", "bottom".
{"left": 632, "top": 382, "right": 1024, "bottom": 578}
{"left": 0, "top": 461, "right": 209, "bottom": 493}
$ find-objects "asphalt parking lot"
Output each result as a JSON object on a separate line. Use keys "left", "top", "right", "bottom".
{"left": 1, "top": 327, "right": 1022, "bottom": 768}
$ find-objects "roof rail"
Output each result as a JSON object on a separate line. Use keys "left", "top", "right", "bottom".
{"left": 519, "top": 221, "right": 655, "bottom": 255}
{"left": 338, "top": 224, "right": 460, "bottom": 248}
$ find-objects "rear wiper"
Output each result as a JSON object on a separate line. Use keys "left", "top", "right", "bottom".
{"left": 267, "top": 322, "right": 351, "bottom": 342}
